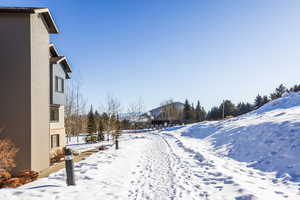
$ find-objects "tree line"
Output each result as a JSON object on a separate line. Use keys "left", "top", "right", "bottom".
{"left": 86, "top": 104, "right": 133, "bottom": 141}
{"left": 206, "top": 83, "right": 300, "bottom": 120}
{"left": 65, "top": 82, "right": 300, "bottom": 136}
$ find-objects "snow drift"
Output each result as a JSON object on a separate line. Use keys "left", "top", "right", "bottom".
{"left": 181, "top": 92, "right": 300, "bottom": 181}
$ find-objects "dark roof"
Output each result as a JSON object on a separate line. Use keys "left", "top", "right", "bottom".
{"left": 61, "top": 58, "right": 72, "bottom": 73}
{"left": 49, "top": 43, "right": 59, "bottom": 57}
{"left": 49, "top": 44, "right": 72, "bottom": 74}
{"left": 0, "top": 7, "right": 58, "bottom": 33}
{"left": 50, "top": 56, "right": 65, "bottom": 64}
{"left": 50, "top": 54, "right": 72, "bottom": 79}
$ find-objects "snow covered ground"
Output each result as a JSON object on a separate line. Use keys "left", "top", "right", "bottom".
{"left": 1, "top": 92, "right": 300, "bottom": 199}
{"left": 0, "top": 132, "right": 299, "bottom": 199}
{"left": 180, "top": 92, "right": 300, "bottom": 181}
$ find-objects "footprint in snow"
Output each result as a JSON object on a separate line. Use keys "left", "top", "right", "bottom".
{"left": 215, "top": 186, "right": 223, "bottom": 191}
{"left": 235, "top": 194, "right": 257, "bottom": 200}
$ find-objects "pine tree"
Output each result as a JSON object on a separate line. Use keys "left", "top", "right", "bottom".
{"left": 94, "top": 110, "right": 100, "bottom": 132}
{"left": 206, "top": 106, "right": 221, "bottom": 120}
{"left": 200, "top": 106, "right": 207, "bottom": 121}
{"left": 290, "top": 84, "right": 300, "bottom": 92}
{"left": 195, "top": 101, "right": 206, "bottom": 122}
{"left": 245, "top": 103, "right": 254, "bottom": 113}
{"left": 195, "top": 101, "right": 201, "bottom": 122}
{"left": 97, "top": 115, "right": 105, "bottom": 141}
{"left": 261, "top": 95, "right": 269, "bottom": 105}
{"left": 183, "top": 99, "right": 192, "bottom": 123}
{"left": 220, "top": 100, "right": 236, "bottom": 117}
{"left": 94, "top": 110, "right": 100, "bottom": 121}
{"left": 236, "top": 102, "right": 246, "bottom": 116}
{"left": 101, "top": 112, "right": 110, "bottom": 141}
{"left": 270, "top": 84, "right": 287, "bottom": 100}
{"left": 191, "top": 103, "right": 196, "bottom": 123}
{"left": 87, "top": 105, "right": 97, "bottom": 135}
{"left": 236, "top": 102, "right": 253, "bottom": 116}
{"left": 254, "top": 94, "right": 263, "bottom": 108}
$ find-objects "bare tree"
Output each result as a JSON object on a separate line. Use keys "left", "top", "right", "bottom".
{"left": 65, "top": 76, "right": 87, "bottom": 143}
{"left": 103, "top": 94, "right": 121, "bottom": 142}
{"left": 127, "top": 97, "right": 146, "bottom": 122}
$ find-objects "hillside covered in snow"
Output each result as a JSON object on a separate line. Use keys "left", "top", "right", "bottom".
{"left": 180, "top": 91, "right": 300, "bottom": 181}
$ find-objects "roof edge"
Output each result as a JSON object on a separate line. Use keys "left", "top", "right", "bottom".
{"left": 0, "top": 7, "right": 59, "bottom": 34}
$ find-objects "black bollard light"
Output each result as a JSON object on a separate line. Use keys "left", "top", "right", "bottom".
{"left": 63, "top": 147, "right": 76, "bottom": 186}
{"left": 115, "top": 137, "right": 119, "bottom": 150}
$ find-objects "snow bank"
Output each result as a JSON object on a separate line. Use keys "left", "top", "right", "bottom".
{"left": 255, "top": 92, "right": 300, "bottom": 114}
{"left": 181, "top": 92, "right": 300, "bottom": 181}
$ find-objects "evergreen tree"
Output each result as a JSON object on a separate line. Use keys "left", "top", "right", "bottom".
{"left": 270, "top": 84, "right": 287, "bottom": 100}
{"left": 254, "top": 94, "right": 263, "bottom": 108}
{"left": 191, "top": 103, "right": 196, "bottom": 123}
{"left": 94, "top": 110, "right": 100, "bottom": 132}
{"left": 220, "top": 100, "right": 236, "bottom": 118}
{"left": 200, "top": 106, "right": 207, "bottom": 121}
{"left": 206, "top": 106, "right": 222, "bottom": 120}
{"left": 195, "top": 101, "right": 201, "bottom": 122}
{"left": 101, "top": 112, "right": 110, "bottom": 141}
{"left": 236, "top": 102, "right": 246, "bottom": 116}
{"left": 289, "top": 84, "right": 300, "bottom": 92}
{"left": 195, "top": 101, "right": 206, "bottom": 122}
{"left": 236, "top": 102, "right": 253, "bottom": 116}
{"left": 87, "top": 105, "right": 97, "bottom": 134}
{"left": 121, "top": 119, "right": 131, "bottom": 130}
{"left": 246, "top": 103, "right": 254, "bottom": 112}
{"left": 261, "top": 95, "right": 269, "bottom": 105}
{"left": 94, "top": 110, "right": 100, "bottom": 123}
{"left": 183, "top": 99, "right": 192, "bottom": 123}
{"left": 97, "top": 115, "right": 105, "bottom": 141}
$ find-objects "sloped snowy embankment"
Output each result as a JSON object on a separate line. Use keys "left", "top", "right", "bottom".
{"left": 180, "top": 92, "right": 300, "bottom": 181}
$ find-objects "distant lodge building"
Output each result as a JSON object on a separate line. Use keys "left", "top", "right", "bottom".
{"left": 151, "top": 120, "right": 181, "bottom": 126}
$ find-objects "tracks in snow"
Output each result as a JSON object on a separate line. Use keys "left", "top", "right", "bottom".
{"left": 128, "top": 133, "right": 176, "bottom": 200}
{"left": 127, "top": 132, "right": 300, "bottom": 200}
{"left": 128, "top": 133, "right": 218, "bottom": 200}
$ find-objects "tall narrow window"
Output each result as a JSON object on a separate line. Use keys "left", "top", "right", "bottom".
{"left": 50, "top": 106, "right": 59, "bottom": 122}
{"left": 55, "top": 76, "right": 64, "bottom": 93}
{"left": 51, "top": 134, "right": 60, "bottom": 148}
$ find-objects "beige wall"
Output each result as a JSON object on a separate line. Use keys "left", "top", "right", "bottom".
{"left": 0, "top": 13, "right": 51, "bottom": 172}
{"left": 50, "top": 105, "right": 66, "bottom": 154}
{"left": 50, "top": 106, "right": 65, "bottom": 130}
{"left": 30, "top": 14, "right": 50, "bottom": 171}
{"left": 0, "top": 14, "right": 32, "bottom": 171}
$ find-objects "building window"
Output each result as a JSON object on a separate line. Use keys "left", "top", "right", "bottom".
{"left": 51, "top": 134, "right": 60, "bottom": 148}
{"left": 50, "top": 106, "right": 59, "bottom": 122}
{"left": 55, "top": 76, "right": 64, "bottom": 93}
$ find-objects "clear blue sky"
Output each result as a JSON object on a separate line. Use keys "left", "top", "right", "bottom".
{"left": 2, "top": 0, "right": 300, "bottom": 111}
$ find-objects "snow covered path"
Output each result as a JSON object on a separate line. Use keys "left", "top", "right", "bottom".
{"left": 1, "top": 131, "right": 300, "bottom": 200}
{"left": 127, "top": 131, "right": 300, "bottom": 200}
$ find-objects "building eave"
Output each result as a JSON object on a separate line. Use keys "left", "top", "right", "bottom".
{"left": 0, "top": 7, "right": 59, "bottom": 34}
{"left": 49, "top": 43, "right": 59, "bottom": 57}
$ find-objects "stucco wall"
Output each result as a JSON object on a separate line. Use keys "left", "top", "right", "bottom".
{"left": 30, "top": 13, "right": 50, "bottom": 171}
{"left": 0, "top": 14, "right": 32, "bottom": 171}
{"left": 50, "top": 105, "right": 65, "bottom": 130}
{"left": 50, "top": 105, "right": 66, "bottom": 154}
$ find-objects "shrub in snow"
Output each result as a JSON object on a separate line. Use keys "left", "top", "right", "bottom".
{"left": 0, "top": 137, "right": 19, "bottom": 171}
{"left": 50, "top": 149, "right": 65, "bottom": 164}
{"left": 99, "top": 145, "right": 108, "bottom": 151}
{"left": 0, "top": 168, "right": 38, "bottom": 188}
